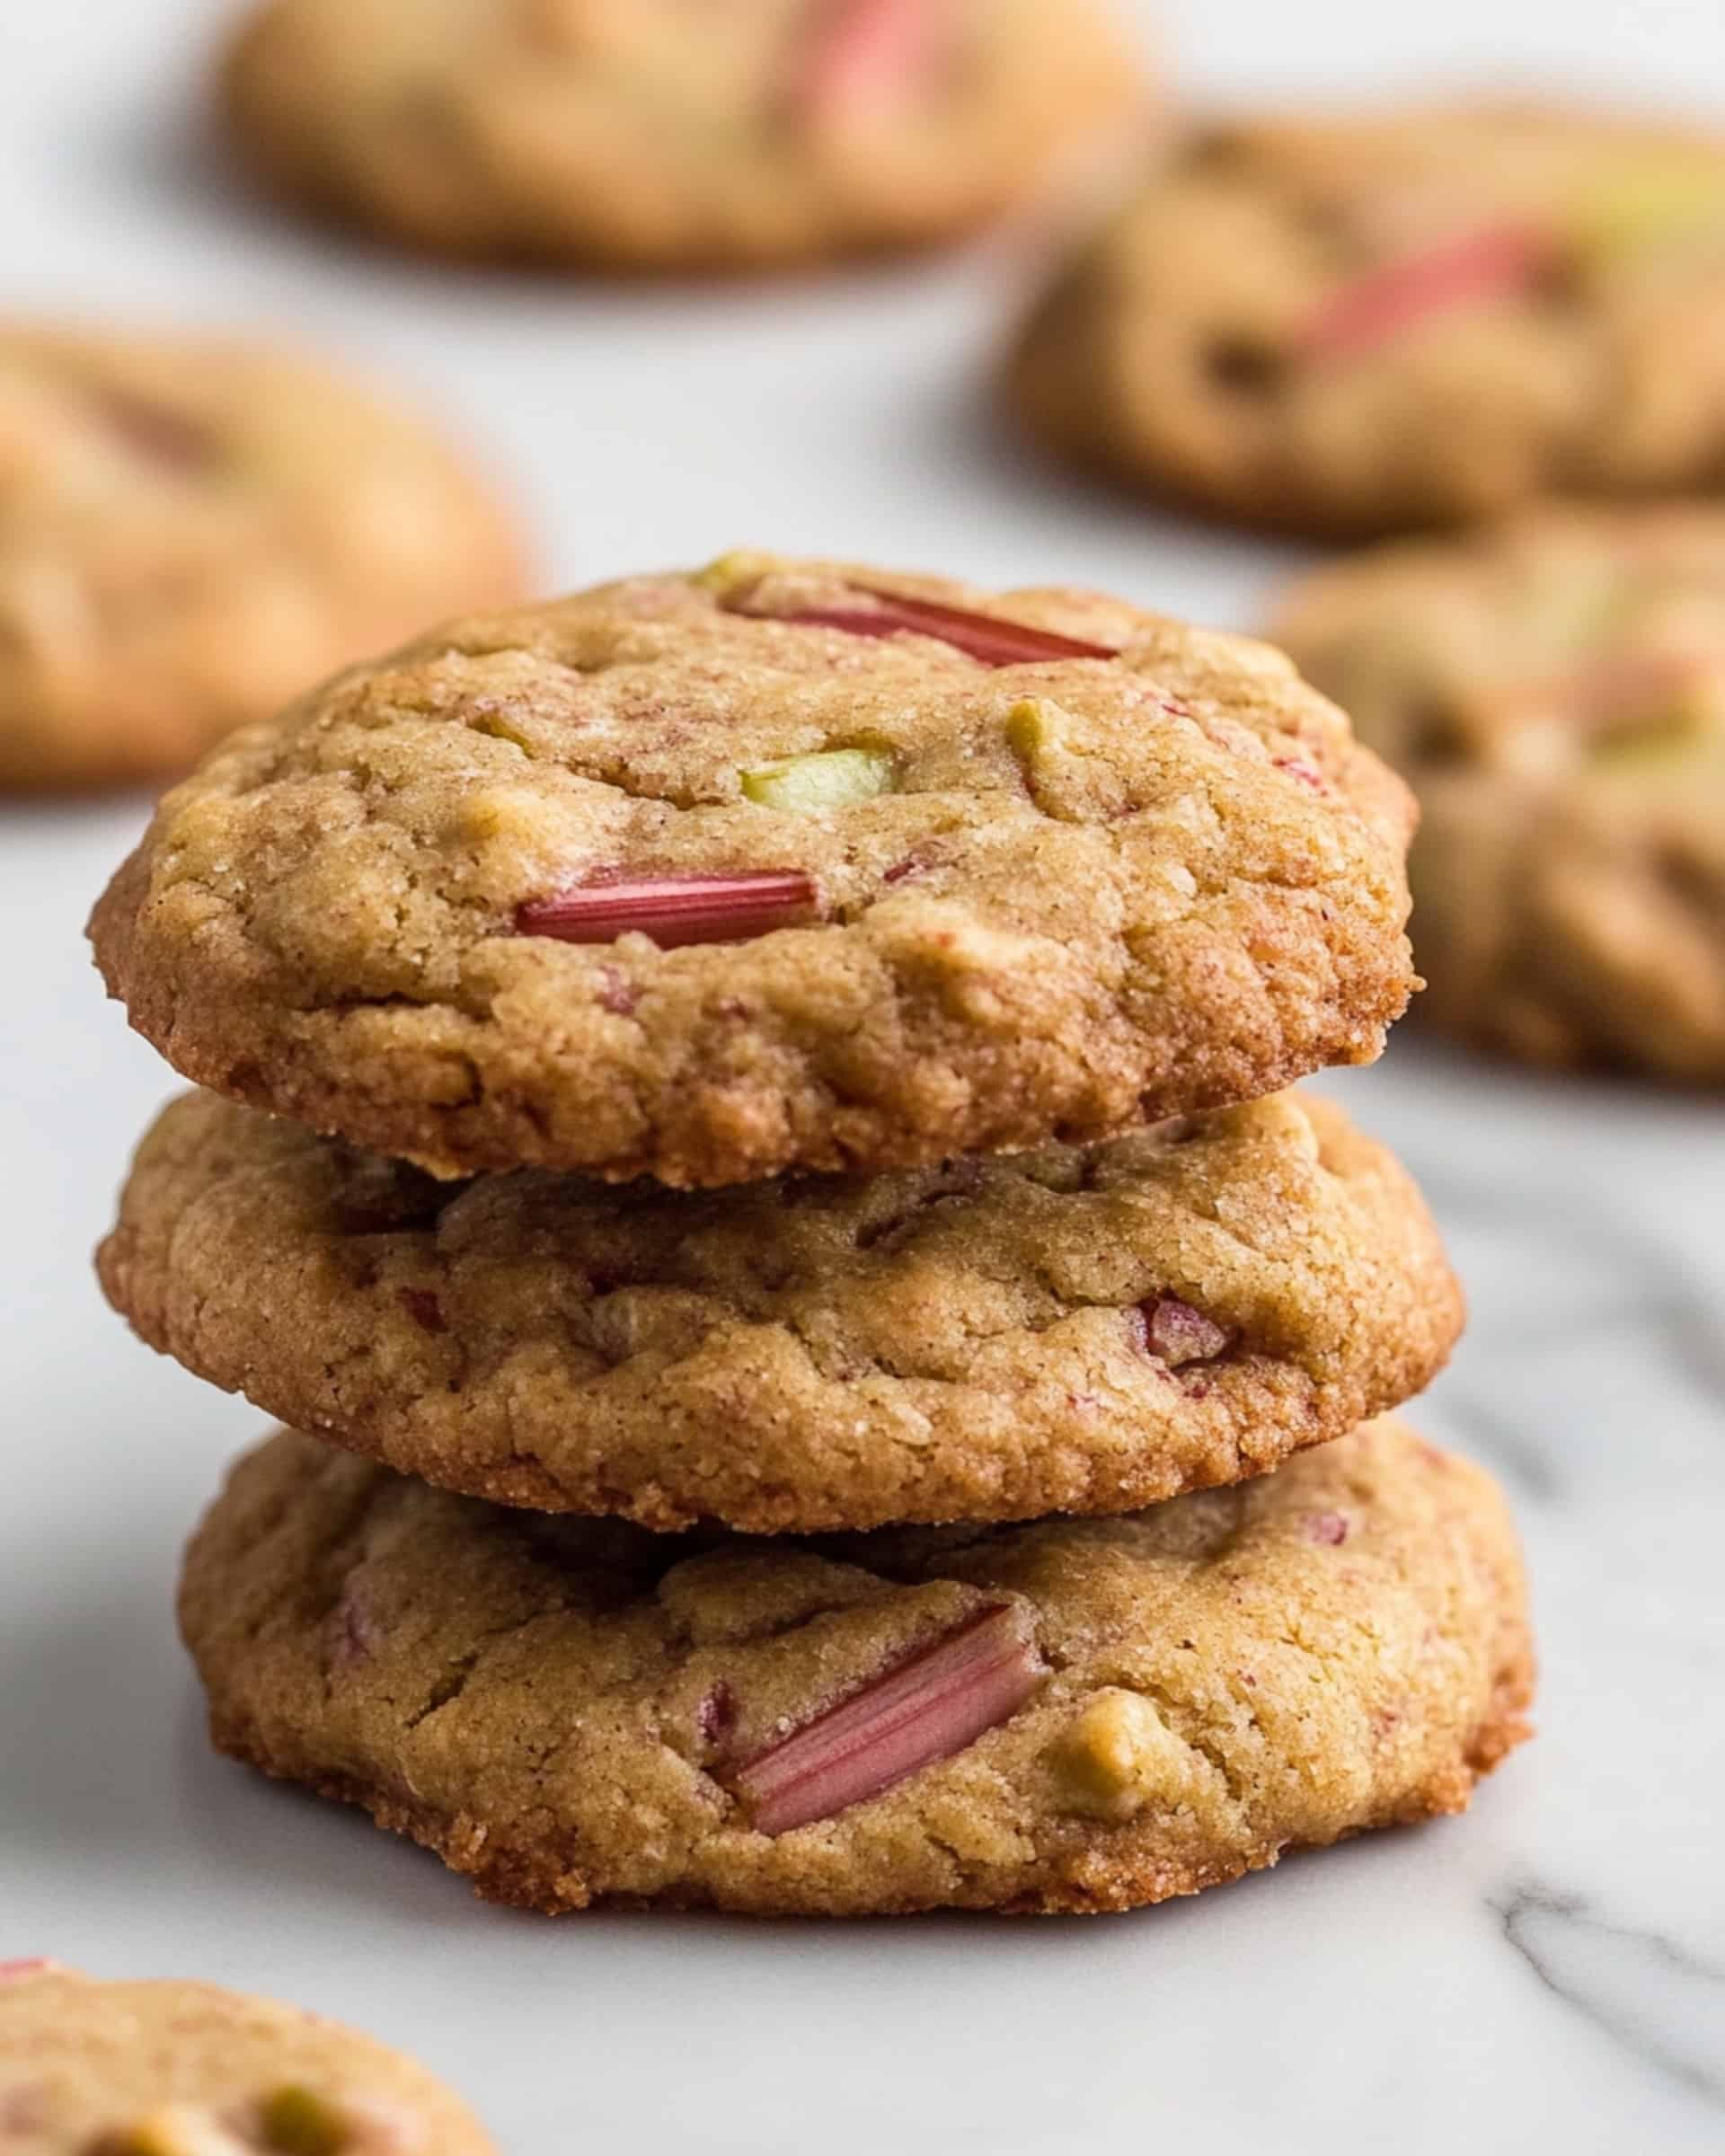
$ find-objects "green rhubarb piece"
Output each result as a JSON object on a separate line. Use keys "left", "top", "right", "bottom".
{"left": 694, "top": 547, "right": 778, "bottom": 595}
{"left": 259, "top": 2088, "right": 351, "bottom": 2156}
{"left": 1004, "top": 697, "right": 1064, "bottom": 757}
{"left": 1591, "top": 709, "right": 1715, "bottom": 766}
{"left": 740, "top": 747, "right": 893, "bottom": 813}
{"left": 1571, "top": 161, "right": 1725, "bottom": 262}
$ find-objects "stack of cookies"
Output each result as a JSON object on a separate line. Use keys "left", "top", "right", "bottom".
{"left": 91, "top": 552, "right": 1534, "bottom": 1918}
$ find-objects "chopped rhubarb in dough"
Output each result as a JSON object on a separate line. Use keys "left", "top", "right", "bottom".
{"left": 761, "top": 586, "right": 1121, "bottom": 667}
{"left": 786, "top": 0, "right": 943, "bottom": 129}
{"left": 1304, "top": 225, "right": 1550, "bottom": 360}
{"left": 93, "top": 388, "right": 217, "bottom": 474}
{"left": 395, "top": 1287, "right": 447, "bottom": 1336}
{"left": 734, "top": 1604, "right": 1045, "bottom": 1835}
{"left": 516, "top": 870, "right": 821, "bottom": 950}
{"left": 1137, "top": 1293, "right": 1231, "bottom": 1365}
{"left": 259, "top": 2085, "right": 355, "bottom": 2156}
{"left": 1573, "top": 163, "right": 1725, "bottom": 261}
{"left": 740, "top": 746, "right": 895, "bottom": 812}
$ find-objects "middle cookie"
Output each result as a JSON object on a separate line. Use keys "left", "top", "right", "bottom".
{"left": 101, "top": 1087, "right": 1462, "bottom": 1533}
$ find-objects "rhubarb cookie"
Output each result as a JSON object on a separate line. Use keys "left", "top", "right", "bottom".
{"left": 1006, "top": 100, "right": 1725, "bottom": 536}
{"left": 218, "top": 0, "right": 1144, "bottom": 272}
{"left": 89, "top": 552, "right": 1416, "bottom": 1187}
{"left": 0, "top": 1963, "right": 492, "bottom": 2154}
{"left": 1269, "top": 504, "right": 1725, "bottom": 1078}
{"left": 102, "top": 1087, "right": 1462, "bottom": 1532}
{"left": 180, "top": 1418, "right": 1533, "bottom": 1918}
{"left": 0, "top": 323, "right": 528, "bottom": 790}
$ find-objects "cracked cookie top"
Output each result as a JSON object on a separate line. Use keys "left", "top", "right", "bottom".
{"left": 0, "top": 1965, "right": 492, "bottom": 2154}
{"left": 88, "top": 553, "right": 1417, "bottom": 1187}
{"left": 1006, "top": 99, "right": 1725, "bottom": 536}
{"left": 179, "top": 1418, "right": 1533, "bottom": 1917}
{"left": 102, "top": 1087, "right": 1462, "bottom": 1532}
{"left": 218, "top": 0, "right": 1144, "bottom": 271}
{"left": 0, "top": 323, "right": 527, "bottom": 789}
{"left": 1269, "top": 504, "right": 1725, "bottom": 1077}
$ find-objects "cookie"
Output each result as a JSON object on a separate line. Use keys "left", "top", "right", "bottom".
{"left": 102, "top": 1086, "right": 1461, "bottom": 1533}
{"left": 218, "top": 0, "right": 1144, "bottom": 273}
{"left": 89, "top": 552, "right": 1416, "bottom": 1188}
{"left": 1006, "top": 100, "right": 1725, "bottom": 537}
{"left": 181, "top": 1418, "right": 1532, "bottom": 1919}
{"left": 1269, "top": 504, "right": 1725, "bottom": 1079}
{"left": 0, "top": 1963, "right": 491, "bottom": 2154}
{"left": 0, "top": 324, "right": 529, "bottom": 791}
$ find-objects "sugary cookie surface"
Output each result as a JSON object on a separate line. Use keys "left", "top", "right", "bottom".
{"left": 220, "top": 0, "right": 1144, "bottom": 269}
{"left": 0, "top": 1966, "right": 492, "bottom": 2155}
{"left": 102, "top": 1088, "right": 1462, "bottom": 1530}
{"left": 89, "top": 552, "right": 1416, "bottom": 1186}
{"left": 1008, "top": 101, "right": 1725, "bottom": 535}
{"left": 180, "top": 1418, "right": 1534, "bottom": 1918}
{"left": 0, "top": 325, "right": 526, "bottom": 788}
{"left": 1271, "top": 504, "right": 1725, "bottom": 1076}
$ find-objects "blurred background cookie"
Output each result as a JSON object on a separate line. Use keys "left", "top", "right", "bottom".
{"left": 1005, "top": 99, "right": 1725, "bottom": 536}
{"left": 218, "top": 0, "right": 1147, "bottom": 273}
{"left": 0, "top": 1961, "right": 493, "bottom": 2153}
{"left": 0, "top": 324, "right": 530, "bottom": 790}
{"left": 1269, "top": 504, "right": 1725, "bottom": 1079}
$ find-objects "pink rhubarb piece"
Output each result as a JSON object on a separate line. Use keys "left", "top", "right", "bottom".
{"left": 517, "top": 869, "right": 820, "bottom": 950}
{"left": 1140, "top": 1293, "right": 1231, "bottom": 1365}
{"left": 789, "top": 0, "right": 943, "bottom": 128}
{"left": 735, "top": 1604, "right": 1045, "bottom": 1835}
{"left": 768, "top": 585, "right": 1121, "bottom": 667}
{"left": 1305, "top": 225, "right": 1549, "bottom": 359}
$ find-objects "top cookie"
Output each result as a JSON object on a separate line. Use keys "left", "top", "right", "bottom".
{"left": 1269, "top": 503, "right": 1725, "bottom": 1079}
{"left": 88, "top": 553, "right": 1417, "bottom": 1187}
{"left": 1006, "top": 99, "right": 1725, "bottom": 537}
{"left": 0, "top": 1963, "right": 491, "bottom": 2155}
{"left": 0, "top": 323, "right": 527, "bottom": 790}
{"left": 218, "top": 0, "right": 1144, "bottom": 272}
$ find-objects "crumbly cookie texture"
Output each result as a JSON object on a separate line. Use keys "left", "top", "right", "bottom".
{"left": 0, "top": 1964, "right": 492, "bottom": 2155}
{"left": 219, "top": 0, "right": 1145, "bottom": 272}
{"left": 102, "top": 1087, "right": 1461, "bottom": 1532}
{"left": 1270, "top": 503, "right": 1725, "bottom": 1079}
{"left": 0, "top": 323, "right": 527, "bottom": 790}
{"left": 1007, "top": 99, "right": 1725, "bottom": 537}
{"left": 180, "top": 1418, "right": 1533, "bottom": 1918}
{"left": 88, "top": 553, "right": 1416, "bottom": 1188}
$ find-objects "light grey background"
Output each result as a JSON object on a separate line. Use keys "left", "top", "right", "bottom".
{"left": 2, "top": 4, "right": 1723, "bottom": 2150}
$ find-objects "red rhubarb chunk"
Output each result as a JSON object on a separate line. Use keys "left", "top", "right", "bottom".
{"left": 96, "top": 388, "right": 217, "bottom": 474}
{"left": 788, "top": 0, "right": 941, "bottom": 128}
{"left": 774, "top": 588, "right": 1120, "bottom": 668}
{"left": 1304, "top": 225, "right": 1549, "bottom": 360}
{"left": 395, "top": 1286, "right": 447, "bottom": 1336}
{"left": 1139, "top": 1293, "right": 1231, "bottom": 1365}
{"left": 516, "top": 869, "right": 819, "bottom": 950}
{"left": 734, "top": 1604, "right": 1044, "bottom": 1836}
{"left": 0, "top": 1959, "right": 49, "bottom": 1981}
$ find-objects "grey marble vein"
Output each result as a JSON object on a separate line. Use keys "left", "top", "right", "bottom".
{"left": 1491, "top": 1879, "right": 1725, "bottom": 2107}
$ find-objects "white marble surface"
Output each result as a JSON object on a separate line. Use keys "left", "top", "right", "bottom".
{"left": 2, "top": 3, "right": 1723, "bottom": 2149}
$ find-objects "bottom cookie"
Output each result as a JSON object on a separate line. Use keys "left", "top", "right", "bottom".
{"left": 181, "top": 1419, "right": 1534, "bottom": 1920}
{"left": 0, "top": 1963, "right": 491, "bottom": 2153}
